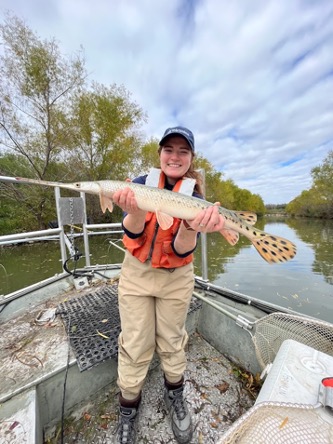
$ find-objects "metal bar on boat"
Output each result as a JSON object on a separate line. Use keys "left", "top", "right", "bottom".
{"left": 193, "top": 290, "right": 254, "bottom": 330}
{"left": 0, "top": 228, "right": 61, "bottom": 244}
{"left": 198, "top": 168, "right": 209, "bottom": 282}
{"left": 86, "top": 223, "right": 123, "bottom": 230}
{"left": 200, "top": 233, "right": 209, "bottom": 281}
{"left": 54, "top": 187, "right": 68, "bottom": 266}
{"left": 0, "top": 235, "right": 60, "bottom": 245}
{"left": 195, "top": 278, "right": 298, "bottom": 316}
{"left": 81, "top": 191, "right": 91, "bottom": 267}
{"left": 0, "top": 175, "right": 26, "bottom": 183}
{"left": 0, "top": 272, "right": 69, "bottom": 305}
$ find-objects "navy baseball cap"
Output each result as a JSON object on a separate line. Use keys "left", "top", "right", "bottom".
{"left": 159, "top": 126, "right": 195, "bottom": 152}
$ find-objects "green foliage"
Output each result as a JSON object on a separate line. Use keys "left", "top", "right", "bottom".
{"left": 138, "top": 138, "right": 160, "bottom": 175}
{"left": 0, "top": 13, "right": 147, "bottom": 229}
{"left": 69, "top": 82, "right": 146, "bottom": 181}
{"left": 312, "top": 151, "right": 333, "bottom": 204}
{"left": 0, "top": 13, "right": 86, "bottom": 176}
{"left": 286, "top": 150, "right": 333, "bottom": 219}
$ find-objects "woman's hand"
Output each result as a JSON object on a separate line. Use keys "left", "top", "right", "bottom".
{"left": 113, "top": 183, "right": 147, "bottom": 235}
{"left": 185, "top": 203, "right": 225, "bottom": 233}
{"left": 113, "top": 187, "right": 140, "bottom": 214}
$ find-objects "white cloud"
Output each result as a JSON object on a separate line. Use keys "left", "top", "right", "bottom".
{"left": 1, "top": 0, "right": 333, "bottom": 203}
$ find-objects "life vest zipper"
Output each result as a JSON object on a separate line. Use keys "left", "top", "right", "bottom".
{"left": 148, "top": 221, "right": 159, "bottom": 261}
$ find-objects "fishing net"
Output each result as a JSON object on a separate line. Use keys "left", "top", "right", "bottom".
{"left": 250, "top": 312, "right": 333, "bottom": 370}
{"left": 217, "top": 401, "right": 333, "bottom": 444}
{"left": 218, "top": 313, "right": 333, "bottom": 442}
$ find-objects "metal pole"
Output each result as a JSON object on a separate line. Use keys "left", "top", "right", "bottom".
{"left": 200, "top": 233, "right": 209, "bottom": 281}
{"left": 54, "top": 187, "right": 67, "bottom": 265}
{"left": 198, "top": 168, "right": 209, "bottom": 281}
{"left": 81, "top": 191, "right": 91, "bottom": 267}
{"left": 0, "top": 228, "right": 61, "bottom": 243}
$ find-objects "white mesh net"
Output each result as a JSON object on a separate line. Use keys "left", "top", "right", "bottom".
{"left": 216, "top": 313, "right": 333, "bottom": 443}
{"left": 217, "top": 401, "right": 333, "bottom": 444}
{"left": 250, "top": 313, "right": 333, "bottom": 370}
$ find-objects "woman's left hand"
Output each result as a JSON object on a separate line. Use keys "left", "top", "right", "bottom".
{"left": 185, "top": 203, "right": 225, "bottom": 233}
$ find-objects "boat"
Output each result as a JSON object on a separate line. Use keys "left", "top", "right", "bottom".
{"left": 1, "top": 185, "right": 333, "bottom": 443}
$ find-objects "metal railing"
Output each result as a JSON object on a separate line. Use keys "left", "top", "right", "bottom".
{"left": 0, "top": 185, "right": 209, "bottom": 281}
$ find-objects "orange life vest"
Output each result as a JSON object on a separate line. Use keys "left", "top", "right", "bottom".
{"left": 122, "top": 172, "right": 195, "bottom": 269}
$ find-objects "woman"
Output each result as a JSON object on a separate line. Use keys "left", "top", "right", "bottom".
{"left": 112, "top": 126, "right": 225, "bottom": 443}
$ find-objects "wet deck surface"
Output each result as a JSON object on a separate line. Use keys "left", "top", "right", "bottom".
{"left": 49, "top": 332, "right": 255, "bottom": 443}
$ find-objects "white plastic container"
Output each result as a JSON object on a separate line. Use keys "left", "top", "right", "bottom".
{"left": 256, "top": 339, "right": 333, "bottom": 424}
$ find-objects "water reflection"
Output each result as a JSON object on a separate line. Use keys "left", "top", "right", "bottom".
{"left": 209, "top": 218, "right": 333, "bottom": 322}
{"left": 286, "top": 218, "right": 333, "bottom": 285}
{"left": 1, "top": 218, "right": 332, "bottom": 322}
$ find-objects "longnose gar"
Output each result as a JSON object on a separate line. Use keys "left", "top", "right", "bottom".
{"left": 3, "top": 176, "right": 297, "bottom": 264}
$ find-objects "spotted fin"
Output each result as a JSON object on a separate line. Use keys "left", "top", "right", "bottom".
{"left": 99, "top": 193, "right": 114, "bottom": 214}
{"left": 220, "top": 229, "right": 239, "bottom": 246}
{"left": 252, "top": 235, "right": 297, "bottom": 264}
{"left": 234, "top": 211, "right": 257, "bottom": 225}
{"left": 156, "top": 211, "right": 174, "bottom": 230}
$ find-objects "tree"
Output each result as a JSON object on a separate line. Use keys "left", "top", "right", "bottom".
{"left": 311, "top": 150, "right": 333, "bottom": 210}
{"left": 0, "top": 14, "right": 86, "bottom": 178}
{"left": 138, "top": 138, "right": 160, "bottom": 175}
{"left": 69, "top": 82, "right": 146, "bottom": 181}
{"left": 194, "top": 155, "right": 224, "bottom": 201}
{"left": 0, "top": 14, "right": 147, "bottom": 229}
{"left": 286, "top": 150, "right": 333, "bottom": 219}
{"left": 0, "top": 14, "right": 86, "bottom": 228}
{"left": 286, "top": 189, "right": 325, "bottom": 217}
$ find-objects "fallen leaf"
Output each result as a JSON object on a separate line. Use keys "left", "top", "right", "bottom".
{"left": 97, "top": 330, "right": 109, "bottom": 339}
{"left": 216, "top": 382, "right": 229, "bottom": 393}
{"left": 83, "top": 413, "right": 91, "bottom": 421}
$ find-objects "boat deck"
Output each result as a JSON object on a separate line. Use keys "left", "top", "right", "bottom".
{"left": 46, "top": 332, "right": 255, "bottom": 443}
{"left": 0, "top": 274, "right": 257, "bottom": 443}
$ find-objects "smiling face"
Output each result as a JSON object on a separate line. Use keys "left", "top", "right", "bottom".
{"left": 159, "top": 135, "right": 193, "bottom": 184}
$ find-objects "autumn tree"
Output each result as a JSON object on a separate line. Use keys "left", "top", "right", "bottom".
{"left": 69, "top": 82, "right": 146, "bottom": 181}
{"left": 0, "top": 14, "right": 86, "bottom": 228}
{"left": 311, "top": 150, "right": 333, "bottom": 217}
{"left": 66, "top": 82, "right": 147, "bottom": 221}
{"left": 0, "top": 14, "right": 147, "bottom": 229}
{"left": 286, "top": 150, "right": 333, "bottom": 219}
{"left": 0, "top": 14, "right": 86, "bottom": 177}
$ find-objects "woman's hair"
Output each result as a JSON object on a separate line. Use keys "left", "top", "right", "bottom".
{"left": 157, "top": 146, "right": 204, "bottom": 197}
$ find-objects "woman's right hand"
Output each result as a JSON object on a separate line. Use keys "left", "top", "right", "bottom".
{"left": 113, "top": 186, "right": 147, "bottom": 234}
{"left": 112, "top": 187, "right": 140, "bottom": 214}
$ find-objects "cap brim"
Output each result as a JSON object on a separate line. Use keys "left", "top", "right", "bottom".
{"left": 159, "top": 133, "right": 194, "bottom": 151}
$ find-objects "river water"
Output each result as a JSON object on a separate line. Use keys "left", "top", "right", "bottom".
{"left": 1, "top": 217, "right": 332, "bottom": 322}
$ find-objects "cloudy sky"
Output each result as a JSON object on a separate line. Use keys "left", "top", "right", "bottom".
{"left": 1, "top": 0, "right": 333, "bottom": 204}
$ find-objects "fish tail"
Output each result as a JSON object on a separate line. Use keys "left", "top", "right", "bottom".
{"left": 252, "top": 234, "right": 297, "bottom": 264}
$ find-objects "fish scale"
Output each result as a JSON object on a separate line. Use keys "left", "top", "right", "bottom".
{"left": 10, "top": 177, "right": 297, "bottom": 264}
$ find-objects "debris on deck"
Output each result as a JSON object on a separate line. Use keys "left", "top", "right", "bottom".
{"left": 46, "top": 332, "right": 256, "bottom": 443}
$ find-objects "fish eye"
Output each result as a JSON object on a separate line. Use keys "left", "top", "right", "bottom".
{"left": 74, "top": 183, "right": 80, "bottom": 188}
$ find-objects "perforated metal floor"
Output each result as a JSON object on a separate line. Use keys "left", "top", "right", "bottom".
{"left": 57, "top": 284, "right": 202, "bottom": 372}
{"left": 57, "top": 285, "right": 120, "bottom": 371}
